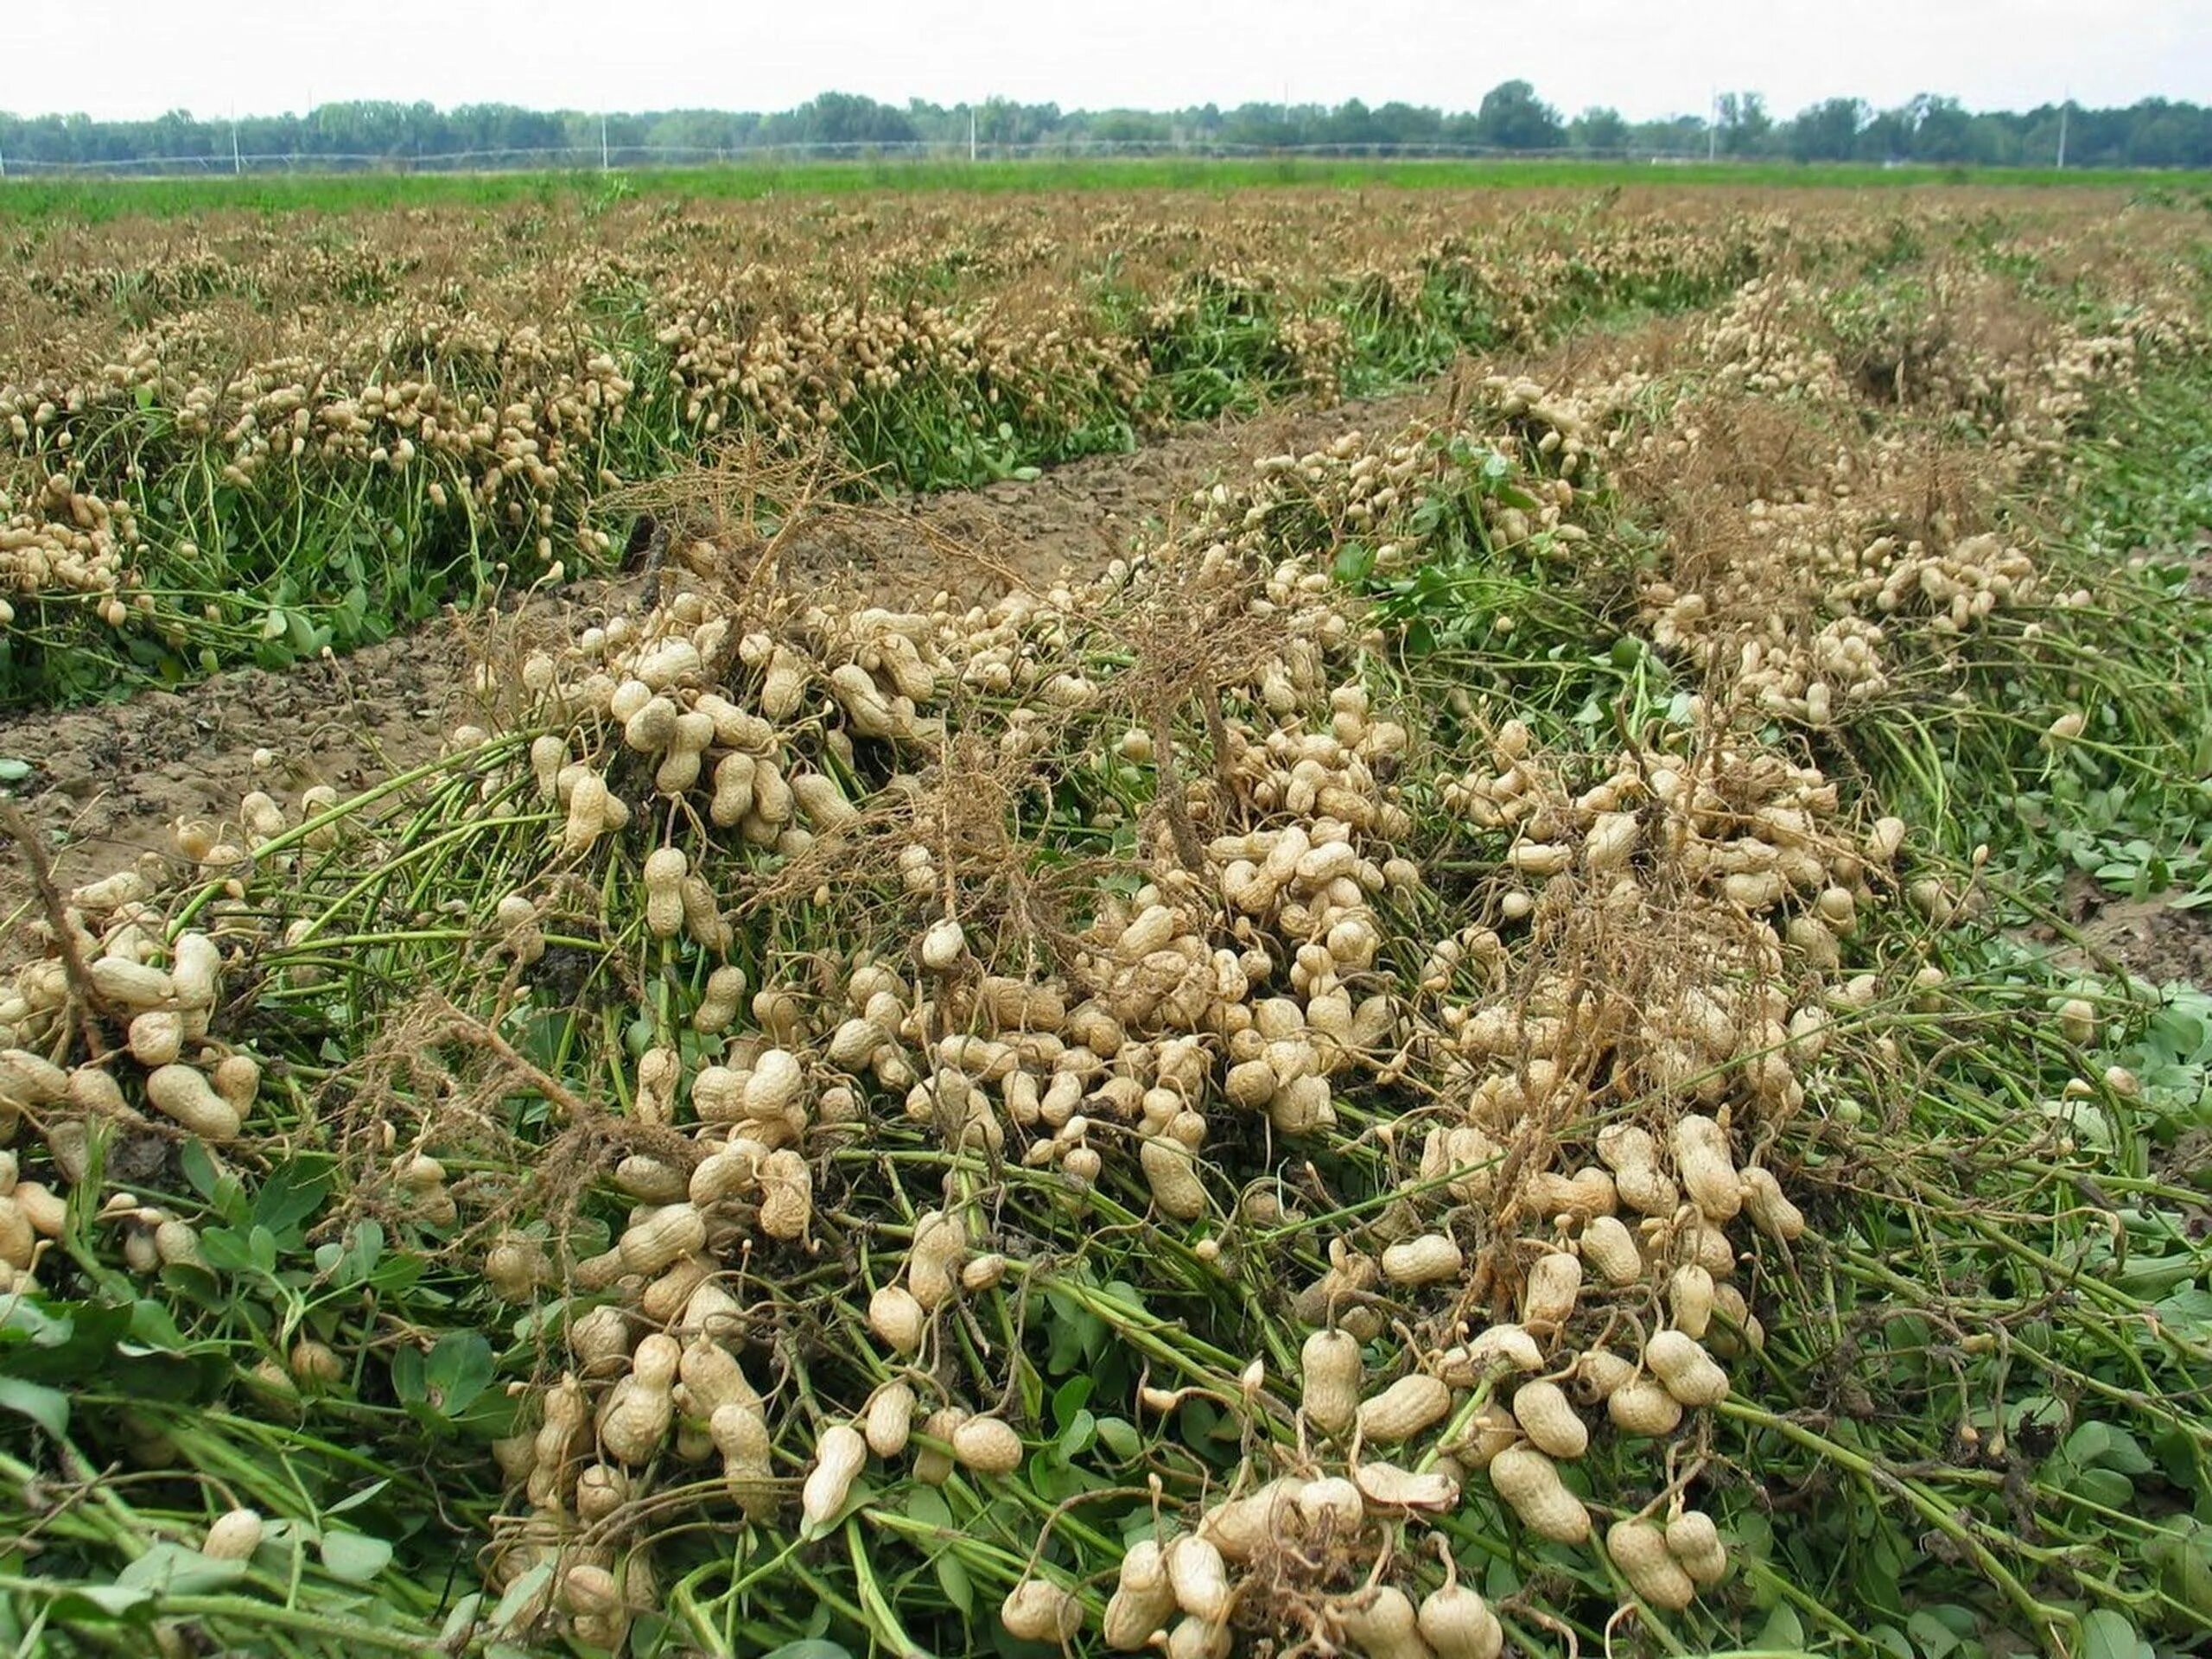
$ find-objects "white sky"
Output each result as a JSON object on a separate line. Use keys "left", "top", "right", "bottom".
{"left": 9, "top": 1, "right": 2208, "bottom": 124}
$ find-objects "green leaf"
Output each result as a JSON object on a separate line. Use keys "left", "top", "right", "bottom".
{"left": 2095, "top": 1424, "right": 2158, "bottom": 1474}
{"left": 2066, "top": 1466, "right": 2135, "bottom": 1510}
{"left": 319, "top": 1529, "right": 392, "bottom": 1584}
{"left": 126, "top": 1299, "right": 189, "bottom": 1351}
{"left": 0, "top": 1376, "right": 70, "bottom": 1437}
{"left": 904, "top": 1485, "right": 953, "bottom": 1532}
{"left": 325, "top": 1478, "right": 391, "bottom": 1517}
{"left": 2078, "top": 1608, "right": 2145, "bottom": 1659}
{"left": 118, "top": 1542, "right": 247, "bottom": 1595}
{"left": 426, "top": 1329, "right": 496, "bottom": 1416}
{"left": 1755, "top": 1604, "right": 1807, "bottom": 1651}
{"left": 391, "top": 1343, "right": 427, "bottom": 1406}
{"left": 1057, "top": 1408, "right": 1097, "bottom": 1460}
{"left": 0, "top": 759, "right": 30, "bottom": 784}
{"left": 286, "top": 607, "right": 327, "bottom": 656}
{"left": 1094, "top": 1415, "right": 1141, "bottom": 1461}
{"left": 2144, "top": 1518, "right": 2212, "bottom": 1623}
{"left": 198, "top": 1227, "right": 257, "bottom": 1273}
{"left": 1050, "top": 1374, "right": 1093, "bottom": 1430}
{"left": 2153, "top": 1287, "right": 2212, "bottom": 1340}
{"left": 490, "top": 1561, "right": 554, "bottom": 1631}
{"left": 932, "top": 1548, "right": 975, "bottom": 1616}
{"left": 757, "top": 1643, "right": 856, "bottom": 1659}
{"left": 252, "top": 1157, "right": 333, "bottom": 1238}
{"left": 48, "top": 1585, "right": 155, "bottom": 1624}
{"left": 0, "top": 1297, "right": 73, "bottom": 1346}
{"left": 1097, "top": 1279, "right": 1148, "bottom": 1319}
{"left": 1040, "top": 1286, "right": 1103, "bottom": 1373}
{"left": 1920, "top": 1604, "right": 1980, "bottom": 1637}
{"left": 439, "top": 1594, "right": 485, "bottom": 1645}
{"left": 340, "top": 1220, "right": 386, "bottom": 1286}
{"left": 2064, "top": 1419, "right": 2157, "bottom": 1475}
{"left": 1906, "top": 1611, "right": 1962, "bottom": 1658}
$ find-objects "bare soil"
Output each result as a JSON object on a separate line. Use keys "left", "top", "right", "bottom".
{"left": 0, "top": 378, "right": 1465, "bottom": 927}
{"left": 2047, "top": 870, "right": 2212, "bottom": 988}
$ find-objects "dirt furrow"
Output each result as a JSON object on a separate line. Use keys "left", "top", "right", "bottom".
{"left": 0, "top": 377, "right": 1470, "bottom": 918}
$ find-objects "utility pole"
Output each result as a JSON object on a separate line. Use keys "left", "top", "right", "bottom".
{"left": 1708, "top": 90, "right": 1719, "bottom": 162}
{"left": 601, "top": 113, "right": 610, "bottom": 170}
{"left": 2055, "top": 96, "right": 2069, "bottom": 168}
{"left": 969, "top": 106, "right": 976, "bottom": 162}
{"left": 232, "top": 110, "right": 242, "bottom": 175}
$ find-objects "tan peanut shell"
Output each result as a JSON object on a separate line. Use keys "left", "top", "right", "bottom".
{"left": 950, "top": 1414, "right": 1024, "bottom": 1475}
{"left": 1300, "top": 1328, "right": 1363, "bottom": 1435}
{"left": 1334, "top": 1586, "right": 1424, "bottom": 1657}
{"left": 1740, "top": 1166, "right": 1807, "bottom": 1239}
{"left": 868, "top": 1285, "right": 926, "bottom": 1354}
{"left": 1165, "top": 1615, "right": 1231, "bottom": 1659}
{"left": 1669, "top": 1262, "right": 1717, "bottom": 1339}
{"left": 1488, "top": 1445, "right": 1590, "bottom": 1542}
{"left": 1671, "top": 1114, "right": 1743, "bottom": 1221}
{"left": 863, "top": 1382, "right": 916, "bottom": 1458}
{"left": 1521, "top": 1249, "right": 1583, "bottom": 1330}
{"left": 1419, "top": 1583, "right": 1504, "bottom": 1659}
{"left": 1166, "top": 1533, "right": 1230, "bottom": 1622}
{"left": 618, "top": 1204, "right": 705, "bottom": 1276}
{"left": 1001, "top": 1579, "right": 1081, "bottom": 1643}
{"left": 1577, "top": 1213, "right": 1643, "bottom": 1285}
{"left": 1356, "top": 1372, "right": 1452, "bottom": 1444}
{"left": 1198, "top": 1478, "right": 1304, "bottom": 1561}
{"left": 1666, "top": 1509, "right": 1731, "bottom": 1586}
{"left": 144, "top": 1064, "right": 241, "bottom": 1141}
{"left": 1510, "top": 1379, "right": 1589, "bottom": 1460}
{"left": 1353, "top": 1459, "right": 1460, "bottom": 1512}
{"left": 1608, "top": 1518, "right": 1697, "bottom": 1610}
{"left": 1103, "top": 1539, "right": 1179, "bottom": 1651}
{"left": 1381, "top": 1231, "right": 1465, "bottom": 1286}
{"left": 1644, "top": 1329, "right": 1731, "bottom": 1407}
{"left": 1608, "top": 1378, "right": 1686, "bottom": 1436}
{"left": 201, "top": 1508, "right": 264, "bottom": 1560}
{"left": 800, "top": 1423, "right": 868, "bottom": 1536}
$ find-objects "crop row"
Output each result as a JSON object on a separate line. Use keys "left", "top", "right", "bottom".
{"left": 1, "top": 205, "right": 2206, "bottom": 1656}
{"left": 0, "top": 189, "right": 2108, "bottom": 709}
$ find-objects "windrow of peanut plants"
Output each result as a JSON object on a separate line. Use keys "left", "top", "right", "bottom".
{"left": 0, "top": 188, "right": 2171, "bottom": 709}
{"left": 1, "top": 200, "right": 2208, "bottom": 1659}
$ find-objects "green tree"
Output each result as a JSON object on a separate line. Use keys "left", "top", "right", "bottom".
{"left": 1630, "top": 115, "right": 1707, "bottom": 156}
{"left": 1904, "top": 95, "right": 1973, "bottom": 162}
{"left": 1370, "top": 102, "right": 1443, "bottom": 148}
{"left": 1475, "top": 80, "right": 1565, "bottom": 150}
{"left": 1858, "top": 106, "right": 1912, "bottom": 161}
{"left": 1569, "top": 107, "right": 1630, "bottom": 153}
{"left": 765, "top": 92, "right": 918, "bottom": 150}
{"left": 1717, "top": 92, "right": 1771, "bottom": 156}
{"left": 1787, "top": 98, "right": 1868, "bottom": 162}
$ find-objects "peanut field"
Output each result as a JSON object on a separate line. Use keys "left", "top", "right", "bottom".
{"left": 0, "top": 175, "right": 2209, "bottom": 1659}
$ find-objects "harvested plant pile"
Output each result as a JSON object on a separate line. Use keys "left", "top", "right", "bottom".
{"left": 0, "top": 188, "right": 2209, "bottom": 1659}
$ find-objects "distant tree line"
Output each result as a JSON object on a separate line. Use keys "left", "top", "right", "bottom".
{"left": 3, "top": 84, "right": 2209, "bottom": 172}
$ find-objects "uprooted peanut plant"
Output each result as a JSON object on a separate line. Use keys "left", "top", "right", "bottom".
{"left": 1, "top": 192, "right": 2209, "bottom": 1659}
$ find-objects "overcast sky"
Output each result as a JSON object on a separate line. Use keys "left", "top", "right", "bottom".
{"left": 8, "top": 1, "right": 2208, "bottom": 124}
